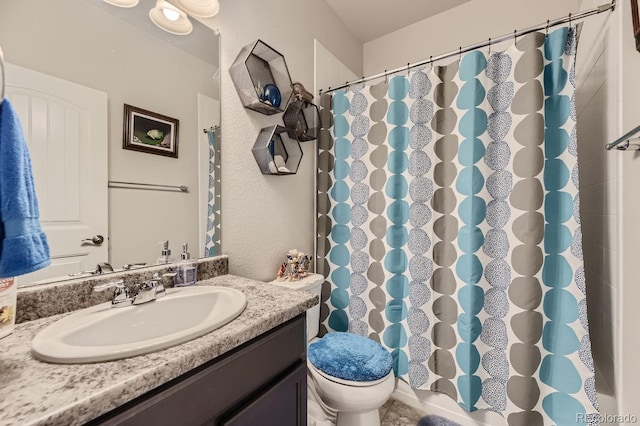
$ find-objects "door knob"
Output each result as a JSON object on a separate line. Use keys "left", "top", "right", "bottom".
{"left": 81, "top": 235, "right": 104, "bottom": 246}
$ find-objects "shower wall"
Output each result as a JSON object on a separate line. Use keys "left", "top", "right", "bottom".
{"left": 615, "top": 0, "right": 640, "bottom": 419}
{"left": 574, "top": 0, "right": 619, "bottom": 413}
{"left": 578, "top": 0, "right": 640, "bottom": 420}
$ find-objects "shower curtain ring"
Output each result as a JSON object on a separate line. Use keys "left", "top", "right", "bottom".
{"left": 514, "top": 29, "right": 517, "bottom": 43}
{"left": 488, "top": 38, "right": 491, "bottom": 56}
{"left": 407, "top": 63, "right": 410, "bottom": 76}
{"left": 569, "top": 12, "right": 572, "bottom": 27}
{"left": 458, "top": 47, "right": 462, "bottom": 62}
{"left": 546, "top": 19, "right": 550, "bottom": 37}
{"left": 430, "top": 56, "right": 433, "bottom": 70}
{"left": 384, "top": 70, "right": 388, "bottom": 84}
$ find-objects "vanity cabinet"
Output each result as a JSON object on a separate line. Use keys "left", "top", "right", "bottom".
{"left": 89, "top": 315, "right": 307, "bottom": 426}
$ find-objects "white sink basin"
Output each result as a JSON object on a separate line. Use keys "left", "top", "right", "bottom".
{"left": 31, "top": 286, "right": 247, "bottom": 364}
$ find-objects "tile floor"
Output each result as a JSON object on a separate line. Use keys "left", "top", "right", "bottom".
{"left": 379, "top": 398, "right": 428, "bottom": 426}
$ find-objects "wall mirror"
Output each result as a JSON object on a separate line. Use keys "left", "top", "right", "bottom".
{"left": 0, "top": 0, "right": 221, "bottom": 287}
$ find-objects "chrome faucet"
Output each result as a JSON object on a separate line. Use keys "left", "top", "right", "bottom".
{"left": 132, "top": 275, "right": 166, "bottom": 305}
{"left": 93, "top": 280, "right": 132, "bottom": 307}
{"left": 93, "top": 274, "right": 166, "bottom": 308}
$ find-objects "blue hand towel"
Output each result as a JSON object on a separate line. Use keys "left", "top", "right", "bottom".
{"left": 0, "top": 99, "right": 50, "bottom": 277}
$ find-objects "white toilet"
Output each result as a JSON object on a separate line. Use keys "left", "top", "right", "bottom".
{"left": 270, "top": 274, "right": 395, "bottom": 426}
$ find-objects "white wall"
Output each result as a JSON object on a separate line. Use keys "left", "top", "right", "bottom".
{"left": 616, "top": 0, "right": 640, "bottom": 419}
{"left": 575, "top": 0, "right": 621, "bottom": 417}
{"left": 576, "top": 0, "right": 640, "bottom": 419}
{"left": 363, "top": 0, "right": 581, "bottom": 76}
{"left": 200, "top": 0, "right": 362, "bottom": 281}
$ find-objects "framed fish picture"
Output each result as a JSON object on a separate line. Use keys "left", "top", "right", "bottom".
{"left": 123, "top": 104, "right": 179, "bottom": 158}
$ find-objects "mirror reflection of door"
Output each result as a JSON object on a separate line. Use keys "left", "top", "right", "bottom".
{"left": 5, "top": 63, "right": 108, "bottom": 284}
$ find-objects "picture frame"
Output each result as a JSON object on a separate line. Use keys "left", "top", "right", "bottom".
{"left": 123, "top": 104, "right": 179, "bottom": 158}
{"left": 632, "top": 0, "right": 640, "bottom": 52}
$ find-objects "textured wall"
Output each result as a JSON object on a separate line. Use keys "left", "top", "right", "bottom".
{"left": 200, "top": 0, "right": 362, "bottom": 281}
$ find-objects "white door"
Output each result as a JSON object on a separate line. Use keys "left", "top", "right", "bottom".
{"left": 5, "top": 63, "right": 108, "bottom": 284}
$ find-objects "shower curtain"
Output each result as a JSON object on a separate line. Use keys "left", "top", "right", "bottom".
{"left": 317, "top": 27, "right": 597, "bottom": 425}
{"left": 204, "top": 128, "right": 221, "bottom": 256}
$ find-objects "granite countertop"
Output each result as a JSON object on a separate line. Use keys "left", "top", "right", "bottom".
{"left": 0, "top": 275, "right": 318, "bottom": 426}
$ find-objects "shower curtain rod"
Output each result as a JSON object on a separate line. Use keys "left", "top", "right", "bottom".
{"left": 320, "top": 1, "right": 615, "bottom": 94}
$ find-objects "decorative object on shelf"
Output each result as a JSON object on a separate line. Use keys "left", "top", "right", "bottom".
{"left": 252, "top": 125, "right": 302, "bottom": 175}
{"left": 632, "top": 0, "right": 640, "bottom": 51}
{"left": 262, "top": 83, "right": 282, "bottom": 108}
{"left": 229, "top": 39, "right": 293, "bottom": 115}
{"left": 275, "top": 249, "right": 312, "bottom": 282}
{"left": 283, "top": 82, "right": 320, "bottom": 141}
{"left": 292, "top": 82, "right": 313, "bottom": 103}
{"left": 123, "top": 104, "right": 179, "bottom": 158}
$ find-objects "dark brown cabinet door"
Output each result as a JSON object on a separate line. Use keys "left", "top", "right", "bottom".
{"left": 222, "top": 362, "right": 307, "bottom": 426}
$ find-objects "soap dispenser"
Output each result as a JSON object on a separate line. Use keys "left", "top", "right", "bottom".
{"left": 175, "top": 243, "right": 197, "bottom": 287}
{"left": 156, "top": 241, "right": 175, "bottom": 265}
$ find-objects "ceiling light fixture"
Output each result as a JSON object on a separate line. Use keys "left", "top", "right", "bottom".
{"left": 162, "top": 7, "right": 181, "bottom": 21}
{"left": 102, "top": 0, "right": 139, "bottom": 7}
{"left": 149, "top": 0, "right": 193, "bottom": 35}
{"left": 174, "top": 0, "right": 219, "bottom": 18}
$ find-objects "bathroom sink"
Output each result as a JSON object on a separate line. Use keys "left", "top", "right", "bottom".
{"left": 31, "top": 286, "right": 247, "bottom": 364}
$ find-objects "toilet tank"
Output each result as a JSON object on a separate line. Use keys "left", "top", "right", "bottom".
{"left": 270, "top": 273, "right": 324, "bottom": 342}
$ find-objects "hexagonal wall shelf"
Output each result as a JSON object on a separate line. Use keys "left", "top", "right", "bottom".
{"left": 283, "top": 99, "right": 321, "bottom": 141}
{"left": 252, "top": 125, "right": 303, "bottom": 175}
{"left": 229, "top": 39, "right": 293, "bottom": 115}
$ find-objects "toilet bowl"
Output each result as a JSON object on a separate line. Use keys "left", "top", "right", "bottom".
{"left": 270, "top": 274, "right": 395, "bottom": 426}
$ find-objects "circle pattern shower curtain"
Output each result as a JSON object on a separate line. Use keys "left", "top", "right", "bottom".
{"left": 316, "top": 27, "right": 597, "bottom": 425}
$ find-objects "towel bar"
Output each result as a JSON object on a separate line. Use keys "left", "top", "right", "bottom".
{"left": 605, "top": 124, "right": 640, "bottom": 150}
{"left": 108, "top": 180, "right": 188, "bottom": 192}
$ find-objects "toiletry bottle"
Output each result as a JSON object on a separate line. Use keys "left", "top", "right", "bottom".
{"left": 156, "top": 240, "right": 175, "bottom": 265}
{"left": 175, "top": 243, "right": 197, "bottom": 287}
{"left": 0, "top": 277, "right": 17, "bottom": 340}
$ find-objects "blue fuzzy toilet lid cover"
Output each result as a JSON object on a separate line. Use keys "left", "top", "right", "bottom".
{"left": 308, "top": 332, "right": 393, "bottom": 382}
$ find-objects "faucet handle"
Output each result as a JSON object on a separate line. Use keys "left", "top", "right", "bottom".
{"left": 147, "top": 273, "right": 166, "bottom": 298}
{"left": 93, "top": 280, "right": 132, "bottom": 307}
{"left": 93, "top": 279, "right": 125, "bottom": 292}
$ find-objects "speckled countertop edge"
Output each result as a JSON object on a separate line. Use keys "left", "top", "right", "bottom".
{"left": 0, "top": 274, "right": 317, "bottom": 426}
